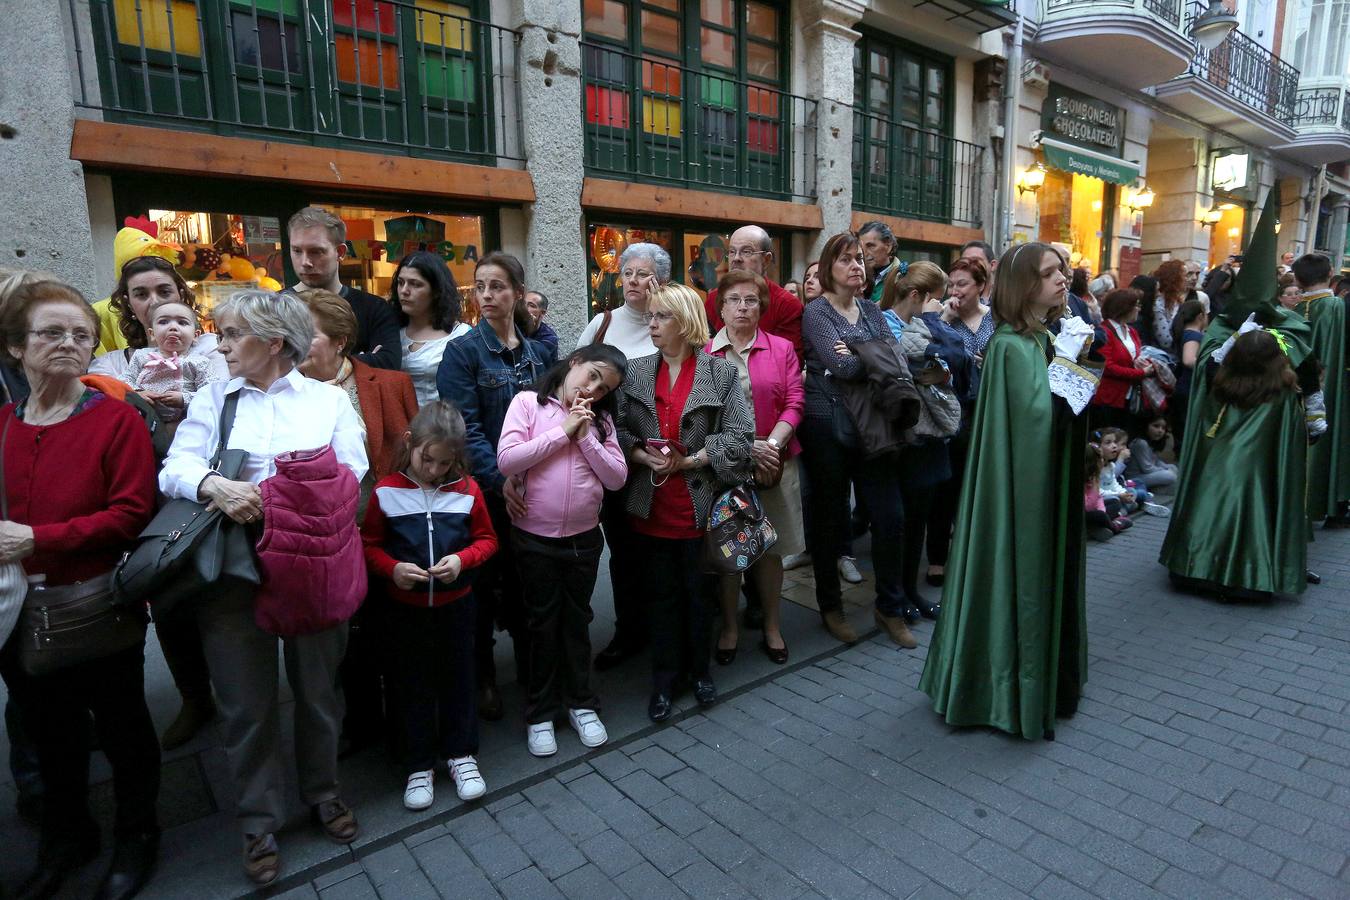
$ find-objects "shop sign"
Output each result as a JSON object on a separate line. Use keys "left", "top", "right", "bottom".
{"left": 1041, "top": 84, "right": 1123, "bottom": 155}
{"left": 344, "top": 239, "right": 480, "bottom": 263}
{"left": 243, "top": 215, "right": 281, "bottom": 244}
{"left": 1040, "top": 138, "right": 1139, "bottom": 186}
{"left": 1212, "top": 153, "right": 1249, "bottom": 191}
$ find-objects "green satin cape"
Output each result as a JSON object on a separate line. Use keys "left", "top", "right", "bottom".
{"left": 1298, "top": 293, "right": 1349, "bottom": 520}
{"left": 1159, "top": 310, "right": 1312, "bottom": 595}
{"left": 919, "top": 325, "right": 1089, "bottom": 740}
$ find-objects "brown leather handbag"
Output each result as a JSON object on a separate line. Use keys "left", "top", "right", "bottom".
{"left": 0, "top": 415, "right": 145, "bottom": 678}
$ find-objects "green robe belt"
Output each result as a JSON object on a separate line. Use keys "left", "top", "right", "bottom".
{"left": 920, "top": 325, "right": 1090, "bottom": 740}
{"left": 1159, "top": 309, "right": 1313, "bottom": 595}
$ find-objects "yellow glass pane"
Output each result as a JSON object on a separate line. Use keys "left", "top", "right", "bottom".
{"left": 643, "top": 96, "right": 682, "bottom": 136}
{"left": 115, "top": 0, "right": 201, "bottom": 55}
{"left": 416, "top": 0, "right": 472, "bottom": 51}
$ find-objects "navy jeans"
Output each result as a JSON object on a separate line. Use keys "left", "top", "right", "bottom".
{"left": 797, "top": 416, "right": 906, "bottom": 618}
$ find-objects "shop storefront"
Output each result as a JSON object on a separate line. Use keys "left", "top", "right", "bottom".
{"left": 107, "top": 174, "right": 496, "bottom": 324}
{"left": 1205, "top": 151, "right": 1254, "bottom": 268}
{"left": 585, "top": 218, "right": 789, "bottom": 315}
{"left": 1032, "top": 85, "right": 1138, "bottom": 274}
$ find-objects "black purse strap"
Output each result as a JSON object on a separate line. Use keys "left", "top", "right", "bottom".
{"left": 0, "top": 412, "right": 12, "bottom": 521}
{"left": 210, "top": 391, "right": 241, "bottom": 471}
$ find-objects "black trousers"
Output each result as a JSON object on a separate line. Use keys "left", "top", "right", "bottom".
{"left": 3, "top": 640, "right": 160, "bottom": 846}
{"left": 899, "top": 480, "right": 936, "bottom": 604}
{"left": 338, "top": 600, "right": 387, "bottom": 745}
{"left": 600, "top": 490, "right": 646, "bottom": 648}
{"left": 633, "top": 534, "right": 714, "bottom": 693}
{"left": 478, "top": 493, "right": 529, "bottom": 686}
{"left": 382, "top": 596, "right": 478, "bottom": 773}
{"left": 515, "top": 527, "right": 604, "bottom": 723}
{"left": 154, "top": 599, "right": 212, "bottom": 704}
{"left": 926, "top": 428, "right": 970, "bottom": 568}
{"left": 797, "top": 416, "right": 905, "bottom": 617}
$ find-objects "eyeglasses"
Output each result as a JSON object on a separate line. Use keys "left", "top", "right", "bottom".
{"left": 218, "top": 327, "right": 256, "bottom": 343}
{"left": 726, "top": 248, "right": 767, "bottom": 261}
{"left": 723, "top": 296, "right": 760, "bottom": 308}
{"left": 642, "top": 311, "right": 675, "bottom": 323}
{"left": 621, "top": 269, "right": 655, "bottom": 280}
{"left": 28, "top": 328, "right": 97, "bottom": 348}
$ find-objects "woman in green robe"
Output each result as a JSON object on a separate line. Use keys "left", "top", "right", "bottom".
{"left": 1159, "top": 310, "right": 1318, "bottom": 599}
{"left": 920, "top": 242, "right": 1101, "bottom": 741}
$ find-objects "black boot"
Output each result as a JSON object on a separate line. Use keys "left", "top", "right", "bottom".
{"left": 93, "top": 831, "right": 159, "bottom": 900}
{"left": 17, "top": 829, "right": 100, "bottom": 900}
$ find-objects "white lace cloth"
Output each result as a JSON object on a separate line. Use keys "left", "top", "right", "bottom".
{"left": 1047, "top": 358, "right": 1100, "bottom": 416}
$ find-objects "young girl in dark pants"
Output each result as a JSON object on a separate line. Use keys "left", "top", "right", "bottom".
{"left": 362, "top": 401, "right": 498, "bottom": 810}
{"left": 497, "top": 344, "right": 628, "bottom": 757}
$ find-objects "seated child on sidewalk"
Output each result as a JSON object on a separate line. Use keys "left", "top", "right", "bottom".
{"left": 1124, "top": 414, "right": 1179, "bottom": 492}
{"left": 1098, "top": 428, "right": 1170, "bottom": 517}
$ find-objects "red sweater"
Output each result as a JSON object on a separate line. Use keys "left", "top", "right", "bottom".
{"left": 361, "top": 471, "right": 498, "bottom": 606}
{"left": 1, "top": 394, "right": 155, "bottom": 585}
{"left": 706, "top": 279, "right": 804, "bottom": 364}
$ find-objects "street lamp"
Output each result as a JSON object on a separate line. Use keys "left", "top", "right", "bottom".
{"left": 1190, "top": 0, "right": 1238, "bottom": 51}
{"left": 1127, "top": 185, "right": 1156, "bottom": 214}
{"left": 1016, "top": 163, "right": 1046, "bottom": 197}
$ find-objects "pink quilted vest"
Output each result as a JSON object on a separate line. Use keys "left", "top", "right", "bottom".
{"left": 254, "top": 445, "right": 366, "bottom": 636}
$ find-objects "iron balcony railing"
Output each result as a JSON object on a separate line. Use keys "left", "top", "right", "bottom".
{"left": 1182, "top": 3, "right": 1299, "bottom": 125}
{"left": 580, "top": 42, "right": 817, "bottom": 200}
{"left": 851, "top": 109, "right": 983, "bottom": 228}
{"left": 1291, "top": 87, "right": 1349, "bottom": 129}
{"left": 74, "top": 0, "right": 523, "bottom": 163}
{"left": 1042, "top": 0, "right": 1182, "bottom": 28}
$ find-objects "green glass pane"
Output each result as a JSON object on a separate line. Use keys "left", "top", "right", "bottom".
{"left": 239, "top": 0, "right": 299, "bottom": 13}
{"left": 700, "top": 74, "right": 735, "bottom": 107}
{"left": 420, "top": 54, "right": 477, "bottom": 101}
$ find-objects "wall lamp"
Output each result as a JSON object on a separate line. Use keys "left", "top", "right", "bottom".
{"left": 1127, "top": 186, "right": 1156, "bottom": 214}
{"left": 1016, "top": 163, "right": 1047, "bottom": 197}
{"left": 1199, "top": 206, "right": 1224, "bottom": 228}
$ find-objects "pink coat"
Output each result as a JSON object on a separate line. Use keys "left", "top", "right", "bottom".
{"left": 496, "top": 391, "right": 628, "bottom": 538}
{"left": 254, "top": 445, "right": 366, "bottom": 636}
{"left": 705, "top": 329, "right": 805, "bottom": 457}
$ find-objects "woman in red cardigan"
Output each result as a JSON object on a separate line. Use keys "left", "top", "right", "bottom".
{"left": 1091, "top": 287, "right": 1155, "bottom": 433}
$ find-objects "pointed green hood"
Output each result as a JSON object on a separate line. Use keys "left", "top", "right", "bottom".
{"left": 1221, "top": 182, "right": 1280, "bottom": 327}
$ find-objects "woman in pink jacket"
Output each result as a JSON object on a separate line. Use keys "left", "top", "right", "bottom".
{"left": 705, "top": 270, "right": 805, "bottom": 665}
{"left": 497, "top": 344, "right": 628, "bottom": 757}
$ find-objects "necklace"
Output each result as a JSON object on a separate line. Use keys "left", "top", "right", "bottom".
{"left": 26, "top": 391, "right": 82, "bottom": 426}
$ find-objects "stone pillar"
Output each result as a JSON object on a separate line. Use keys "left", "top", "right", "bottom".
{"left": 799, "top": 0, "right": 863, "bottom": 258}
{"left": 1139, "top": 137, "right": 1207, "bottom": 271}
{"left": 511, "top": 0, "right": 589, "bottom": 347}
{"left": 0, "top": 1, "right": 98, "bottom": 294}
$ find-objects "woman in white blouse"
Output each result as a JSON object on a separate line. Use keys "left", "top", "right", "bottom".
{"left": 159, "top": 290, "right": 368, "bottom": 887}
{"left": 389, "top": 251, "right": 470, "bottom": 407}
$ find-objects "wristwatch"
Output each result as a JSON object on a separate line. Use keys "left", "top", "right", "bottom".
{"left": 766, "top": 437, "right": 782, "bottom": 450}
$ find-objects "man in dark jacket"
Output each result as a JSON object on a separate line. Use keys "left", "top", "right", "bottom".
{"left": 288, "top": 207, "right": 402, "bottom": 370}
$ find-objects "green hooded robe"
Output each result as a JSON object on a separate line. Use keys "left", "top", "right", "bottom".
{"left": 1297, "top": 290, "right": 1349, "bottom": 521}
{"left": 919, "top": 324, "right": 1089, "bottom": 740}
{"left": 1158, "top": 309, "right": 1313, "bottom": 596}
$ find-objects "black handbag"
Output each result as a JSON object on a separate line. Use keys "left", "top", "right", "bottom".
{"left": 0, "top": 417, "right": 145, "bottom": 678}
{"left": 702, "top": 485, "right": 777, "bottom": 574}
{"left": 113, "top": 392, "right": 259, "bottom": 616}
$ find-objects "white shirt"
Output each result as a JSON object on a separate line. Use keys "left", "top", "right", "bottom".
{"left": 400, "top": 328, "right": 460, "bottom": 408}
{"left": 576, "top": 304, "right": 658, "bottom": 360}
{"left": 1110, "top": 320, "right": 1137, "bottom": 357}
{"left": 159, "top": 367, "right": 369, "bottom": 498}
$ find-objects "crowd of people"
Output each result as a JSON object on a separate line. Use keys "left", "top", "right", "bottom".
{"left": 0, "top": 198, "right": 1345, "bottom": 898}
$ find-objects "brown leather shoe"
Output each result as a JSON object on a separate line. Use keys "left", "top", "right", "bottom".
{"left": 822, "top": 610, "right": 858, "bottom": 644}
{"left": 874, "top": 609, "right": 918, "bottom": 649}
{"left": 313, "top": 798, "right": 359, "bottom": 844}
{"left": 242, "top": 833, "right": 279, "bottom": 885}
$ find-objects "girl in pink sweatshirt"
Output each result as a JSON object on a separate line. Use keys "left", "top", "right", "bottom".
{"left": 497, "top": 344, "right": 628, "bottom": 757}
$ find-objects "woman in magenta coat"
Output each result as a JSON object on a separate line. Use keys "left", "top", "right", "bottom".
{"left": 705, "top": 269, "right": 805, "bottom": 664}
{"left": 1091, "top": 287, "right": 1155, "bottom": 433}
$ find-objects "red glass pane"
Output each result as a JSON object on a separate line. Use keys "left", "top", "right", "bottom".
{"left": 335, "top": 33, "right": 400, "bottom": 88}
{"left": 748, "top": 119, "right": 779, "bottom": 154}
{"left": 585, "top": 84, "right": 630, "bottom": 128}
{"left": 642, "top": 59, "right": 682, "bottom": 97}
{"left": 747, "top": 86, "right": 779, "bottom": 117}
{"left": 332, "top": 0, "right": 397, "bottom": 35}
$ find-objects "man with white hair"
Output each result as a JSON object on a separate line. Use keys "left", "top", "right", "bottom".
{"left": 703, "top": 225, "right": 802, "bottom": 362}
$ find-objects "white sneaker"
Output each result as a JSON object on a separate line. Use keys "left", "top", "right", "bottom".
{"left": 1142, "top": 501, "right": 1171, "bottom": 517}
{"left": 449, "top": 756, "right": 486, "bottom": 801}
{"left": 568, "top": 708, "right": 608, "bottom": 748}
{"left": 838, "top": 556, "right": 863, "bottom": 584}
{"left": 403, "top": 769, "right": 434, "bottom": 811}
{"left": 782, "top": 552, "right": 811, "bottom": 571}
{"left": 527, "top": 722, "right": 558, "bottom": 757}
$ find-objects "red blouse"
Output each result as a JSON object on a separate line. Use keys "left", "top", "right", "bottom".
{"left": 631, "top": 355, "right": 702, "bottom": 540}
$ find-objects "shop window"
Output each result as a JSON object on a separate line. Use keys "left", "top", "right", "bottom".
{"left": 145, "top": 209, "right": 287, "bottom": 321}
{"left": 1037, "top": 169, "right": 1111, "bottom": 273}
{"left": 1208, "top": 204, "right": 1246, "bottom": 267}
{"left": 114, "top": 0, "right": 202, "bottom": 55}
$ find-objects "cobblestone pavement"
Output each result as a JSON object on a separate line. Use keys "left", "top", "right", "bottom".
{"left": 269, "top": 516, "right": 1350, "bottom": 900}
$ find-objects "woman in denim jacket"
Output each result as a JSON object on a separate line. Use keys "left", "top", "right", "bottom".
{"left": 436, "top": 252, "right": 556, "bottom": 719}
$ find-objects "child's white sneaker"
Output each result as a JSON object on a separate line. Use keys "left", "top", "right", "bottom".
{"left": 1142, "top": 501, "right": 1170, "bottom": 517}
{"left": 568, "top": 708, "right": 608, "bottom": 748}
{"left": 449, "top": 756, "right": 486, "bottom": 801}
{"left": 527, "top": 721, "right": 558, "bottom": 757}
{"left": 403, "top": 770, "right": 434, "bottom": 811}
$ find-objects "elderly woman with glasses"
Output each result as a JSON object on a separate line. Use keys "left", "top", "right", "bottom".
{"left": 1091, "top": 287, "right": 1155, "bottom": 432}
{"left": 577, "top": 242, "right": 669, "bottom": 671}
{"left": 617, "top": 284, "right": 753, "bottom": 722}
{"left": 160, "top": 289, "right": 368, "bottom": 887}
{"left": 0, "top": 281, "right": 161, "bottom": 900}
